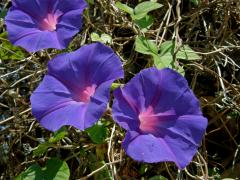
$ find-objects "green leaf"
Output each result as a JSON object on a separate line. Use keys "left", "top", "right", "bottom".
{"left": 153, "top": 54, "right": 172, "bottom": 69}
{"left": 33, "top": 143, "right": 51, "bottom": 157}
{"left": 191, "top": 0, "right": 199, "bottom": 6}
{"left": 91, "top": 32, "right": 112, "bottom": 44}
{"left": 33, "top": 127, "right": 67, "bottom": 157}
{"left": 157, "top": 42, "right": 174, "bottom": 67}
{"left": 86, "top": 0, "right": 94, "bottom": 5}
{"left": 111, "top": 83, "right": 122, "bottom": 90}
{"left": 16, "top": 158, "right": 70, "bottom": 180}
{"left": 0, "top": 8, "right": 7, "bottom": 19}
{"left": 100, "top": 34, "right": 112, "bottom": 44}
{"left": 149, "top": 175, "right": 168, "bottom": 180}
{"left": 159, "top": 41, "right": 200, "bottom": 61}
{"left": 86, "top": 123, "right": 107, "bottom": 144}
{"left": 115, "top": 2, "right": 134, "bottom": 15}
{"left": 139, "top": 164, "right": 149, "bottom": 175}
{"left": 176, "top": 45, "right": 201, "bottom": 60}
{"left": 176, "top": 65, "right": 185, "bottom": 76}
{"left": 49, "top": 127, "right": 68, "bottom": 143}
{"left": 90, "top": 32, "right": 102, "bottom": 42}
{"left": 0, "top": 32, "right": 26, "bottom": 61}
{"left": 133, "top": 1, "right": 163, "bottom": 20}
{"left": 16, "top": 164, "right": 43, "bottom": 180}
{"left": 44, "top": 158, "right": 70, "bottom": 180}
{"left": 135, "top": 36, "right": 158, "bottom": 55}
{"left": 135, "top": 37, "right": 173, "bottom": 69}
{"left": 159, "top": 41, "right": 174, "bottom": 56}
{"left": 134, "top": 15, "right": 154, "bottom": 30}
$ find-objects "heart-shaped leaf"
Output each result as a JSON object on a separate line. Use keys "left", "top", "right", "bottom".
{"left": 133, "top": 1, "right": 163, "bottom": 20}
{"left": 16, "top": 158, "right": 70, "bottom": 180}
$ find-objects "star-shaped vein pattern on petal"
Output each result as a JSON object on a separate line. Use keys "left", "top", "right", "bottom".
{"left": 112, "top": 68, "right": 208, "bottom": 169}
{"left": 31, "top": 43, "right": 124, "bottom": 131}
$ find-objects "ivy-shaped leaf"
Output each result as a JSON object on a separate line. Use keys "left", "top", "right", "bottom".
{"left": 90, "top": 32, "right": 112, "bottom": 44}
{"left": 135, "top": 15, "right": 154, "bottom": 31}
{"left": 16, "top": 158, "right": 70, "bottom": 180}
{"left": 176, "top": 45, "right": 201, "bottom": 60}
{"left": 44, "top": 158, "right": 70, "bottom": 180}
{"left": 49, "top": 127, "right": 68, "bottom": 143}
{"left": 33, "top": 143, "right": 51, "bottom": 157}
{"left": 115, "top": 1, "right": 163, "bottom": 20}
{"left": 115, "top": 1, "right": 162, "bottom": 31}
{"left": 86, "top": 123, "right": 107, "bottom": 144}
{"left": 159, "top": 41, "right": 200, "bottom": 61}
{"left": 133, "top": 1, "right": 163, "bottom": 20}
{"left": 135, "top": 36, "right": 158, "bottom": 55}
{"left": 33, "top": 127, "right": 67, "bottom": 157}
{"left": 153, "top": 54, "right": 172, "bottom": 69}
{"left": 159, "top": 41, "right": 174, "bottom": 56}
{"left": 90, "top": 32, "right": 102, "bottom": 42}
{"left": 115, "top": 2, "right": 134, "bottom": 15}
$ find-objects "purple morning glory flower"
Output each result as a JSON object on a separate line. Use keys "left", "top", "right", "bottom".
{"left": 112, "top": 68, "right": 208, "bottom": 169}
{"left": 5, "top": 0, "right": 87, "bottom": 52}
{"left": 30, "top": 43, "right": 124, "bottom": 131}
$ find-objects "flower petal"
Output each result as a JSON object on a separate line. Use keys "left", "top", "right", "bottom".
{"left": 112, "top": 88, "right": 140, "bottom": 131}
{"left": 122, "top": 131, "right": 176, "bottom": 165}
{"left": 14, "top": 31, "right": 62, "bottom": 52}
{"left": 5, "top": 9, "right": 39, "bottom": 40}
{"left": 48, "top": 43, "right": 124, "bottom": 90}
{"left": 30, "top": 75, "right": 74, "bottom": 122}
{"left": 56, "top": 10, "right": 83, "bottom": 47}
{"left": 153, "top": 68, "right": 202, "bottom": 115}
{"left": 87, "top": 43, "right": 124, "bottom": 85}
{"left": 57, "top": 0, "right": 87, "bottom": 13}
{"left": 165, "top": 115, "right": 208, "bottom": 148}
{"left": 11, "top": 0, "right": 51, "bottom": 19}
{"left": 123, "top": 114, "right": 207, "bottom": 170}
{"left": 39, "top": 102, "right": 87, "bottom": 131}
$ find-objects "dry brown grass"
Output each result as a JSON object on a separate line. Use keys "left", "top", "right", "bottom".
{"left": 0, "top": 0, "right": 240, "bottom": 179}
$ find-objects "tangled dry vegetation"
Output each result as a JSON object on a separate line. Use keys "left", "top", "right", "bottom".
{"left": 0, "top": 0, "right": 240, "bottom": 179}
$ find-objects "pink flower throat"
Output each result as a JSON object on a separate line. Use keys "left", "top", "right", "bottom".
{"left": 39, "top": 13, "right": 59, "bottom": 31}
{"left": 78, "top": 84, "right": 97, "bottom": 103}
{"left": 139, "top": 106, "right": 158, "bottom": 134}
{"left": 139, "top": 106, "right": 177, "bottom": 134}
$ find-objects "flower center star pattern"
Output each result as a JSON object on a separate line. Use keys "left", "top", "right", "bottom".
{"left": 30, "top": 43, "right": 124, "bottom": 131}
{"left": 139, "top": 106, "right": 176, "bottom": 135}
{"left": 40, "top": 13, "right": 59, "bottom": 31}
{"left": 112, "top": 68, "right": 208, "bottom": 169}
{"left": 5, "top": 0, "right": 87, "bottom": 52}
{"left": 77, "top": 85, "right": 97, "bottom": 103}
